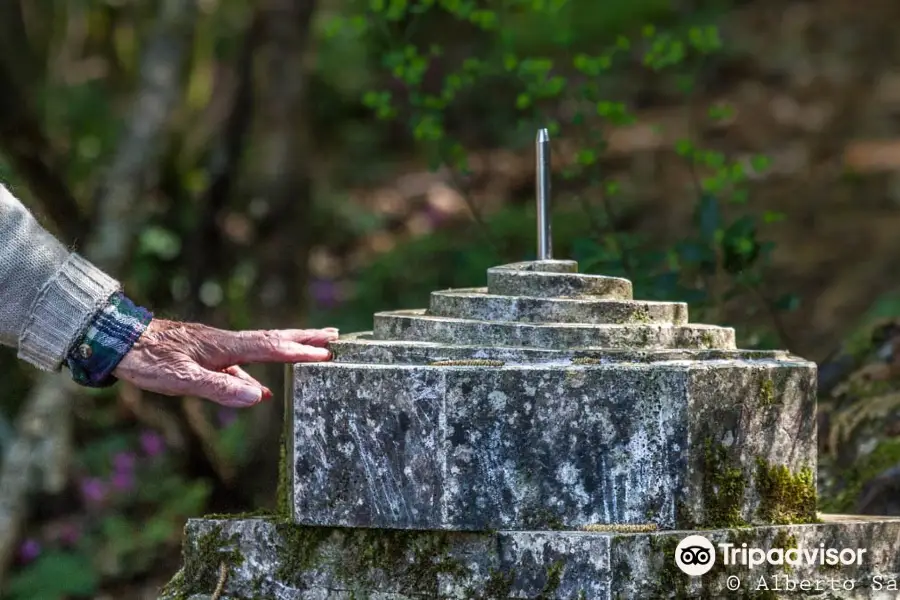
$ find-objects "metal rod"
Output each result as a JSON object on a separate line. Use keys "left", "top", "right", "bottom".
{"left": 536, "top": 128, "right": 552, "bottom": 260}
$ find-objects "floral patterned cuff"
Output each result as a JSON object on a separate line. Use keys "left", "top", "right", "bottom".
{"left": 66, "top": 292, "right": 154, "bottom": 388}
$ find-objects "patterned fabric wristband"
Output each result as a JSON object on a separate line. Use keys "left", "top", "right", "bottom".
{"left": 66, "top": 292, "right": 154, "bottom": 388}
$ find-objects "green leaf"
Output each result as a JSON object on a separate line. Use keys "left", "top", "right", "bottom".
{"left": 708, "top": 103, "right": 734, "bottom": 121}
{"left": 8, "top": 552, "right": 98, "bottom": 599}
{"left": 674, "top": 139, "right": 694, "bottom": 158}
{"left": 762, "top": 210, "right": 786, "bottom": 224}
{"left": 750, "top": 154, "right": 771, "bottom": 173}
{"left": 576, "top": 149, "right": 596, "bottom": 166}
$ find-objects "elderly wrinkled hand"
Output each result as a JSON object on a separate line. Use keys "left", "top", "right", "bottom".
{"left": 112, "top": 319, "right": 339, "bottom": 407}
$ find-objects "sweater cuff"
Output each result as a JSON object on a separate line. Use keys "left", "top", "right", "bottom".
{"left": 66, "top": 292, "right": 153, "bottom": 388}
{"left": 18, "top": 253, "right": 121, "bottom": 371}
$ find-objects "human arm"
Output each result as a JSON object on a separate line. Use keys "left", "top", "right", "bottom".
{"left": 1, "top": 182, "right": 337, "bottom": 406}
{"left": 0, "top": 183, "right": 119, "bottom": 370}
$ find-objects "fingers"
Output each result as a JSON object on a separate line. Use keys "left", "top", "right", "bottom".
{"left": 223, "top": 365, "right": 272, "bottom": 400}
{"left": 191, "top": 366, "right": 265, "bottom": 407}
{"left": 217, "top": 328, "right": 340, "bottom": 365}
{"left": 117, "top": 361, "right": 266, "bottom": 408}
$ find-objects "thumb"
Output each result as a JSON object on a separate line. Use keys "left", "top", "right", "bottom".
{"left": 191, "top": 367, "right": 264, "bottom": 407}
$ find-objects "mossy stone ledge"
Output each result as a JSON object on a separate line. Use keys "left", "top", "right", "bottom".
{"left": 159, "top": 260, "right": 900, "bottom": 599}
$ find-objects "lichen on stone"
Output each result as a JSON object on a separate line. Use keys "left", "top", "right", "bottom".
{"left": 571, "top": 357, "right": 602, "bottom": 365}
{"left": 631, "top": 306, "right": 652, "bottom": 324}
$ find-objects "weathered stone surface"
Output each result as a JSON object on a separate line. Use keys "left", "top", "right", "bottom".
{"left": 428, "top": 289, "right": 689, "bottom": 325}
{"left": 328, "top": 335, "right": 794, "bottom": 365}
{"left": 486, "top": 266, "right": 633, "bottom": 299}
{"left": 290, "top": 359, "right": 816, "bottom": 531}
{"left": 372, "top": 311, "right": 735, "bottom": 350}
{"left": 491, "top": 259, "right": 578, "bottom": 273}
{"left": 160, "top": 515, "right": 900, "bottom": 599}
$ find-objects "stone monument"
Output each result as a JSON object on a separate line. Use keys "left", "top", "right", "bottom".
{"left": 160, "top": 132, "right": 900, "bottom": 599}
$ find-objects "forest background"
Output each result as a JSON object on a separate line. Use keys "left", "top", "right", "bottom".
{"left": 1, "top": 0, "right": 900, "bottom": 597}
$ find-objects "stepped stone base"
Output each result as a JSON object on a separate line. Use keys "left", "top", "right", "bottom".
{"left": 159, "top": 514, "right": 900, "bottom": 599}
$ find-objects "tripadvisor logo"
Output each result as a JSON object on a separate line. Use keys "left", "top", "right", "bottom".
{"left": 672, "top": 534, "right": 868, "bottom": 577}
{"left": 675, "top": 535, "right": 716, "bottom": 576}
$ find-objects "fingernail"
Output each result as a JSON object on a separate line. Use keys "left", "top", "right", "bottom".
{"left": 235, "top": 386, "right": 262, "bottom": 406}
{"left": 262, "top": 387, "right": 273, "bottom": 400}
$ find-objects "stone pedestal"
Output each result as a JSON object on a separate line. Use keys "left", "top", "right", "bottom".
{"left": 159, "top": 261, "right": 900, "bottom": 599}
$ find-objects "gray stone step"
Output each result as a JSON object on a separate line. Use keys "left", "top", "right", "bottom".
{"left": 288, "top": 361, "right": 815, "bottom": 532}
{"left": 486, "top": 265, "right": 633, "bottom": 299}
{"left": 492, "top": 259, "right": 579, "bottom": 273}
{"left": 372, "top": 310, "right": 735, "bottom": 350}
{"left": 428, "top": 288, "right": 689, "bottom": 325}
{"left": 328, "top": 336, "right": 796, "bottom": 365}
{"left": 161, "top": 515, "right": 900, "bottom": 599}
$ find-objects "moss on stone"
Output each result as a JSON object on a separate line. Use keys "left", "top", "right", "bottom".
{"left": 202, "top": 510, "right": 275, "bottom": 520}
{"left": 631, "top": 306, "right": 652, "bottom": 324}
{"left": 271, "top": 524, "right": 471, "bottom": 595}
{"left": 701, "top": 332, "right": 715, "bottom": 348}
{"left": 521, "top": 506, "right": 566, "bottom": 530}
{"left": 158, "top": 568, "right": 188, "bottom": 600}
{"left": 273, "top": 523, "right": 331, "bottom": 584}
{"left": 755, "top": 459, "right": 818, "bottom": 524}
{"left": 701, "top": 440, "right": 749, "bottom": 528}
{"left": 648, "top": 535, "right": 690, "bottom": 597}
{"left": 184, "top": 524, "right": 245, "bottom": 594}
{"left": 536, "top": 561, "right": 563, "bottom": 599}
{"left": 759, "top": 378, "right": 776, "bottom": 407}
{"left": 478, "top": 568, "right": 515, "bottom": 598}
{"left": 771, "top": 530, "right": 798, "bottom": 573}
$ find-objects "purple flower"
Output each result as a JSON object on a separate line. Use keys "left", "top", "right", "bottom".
{"left": 310, "top": 279, "right": 340, "bottom": 309}
{"left": 18, "top": 538, "right": 40, "bottom": 562}
{"left": 80, "top": 477, "right": 107, "bottom": 504}
{"left": 217, "top": 408, "right": 238, "bottom": 428}
{"left": 139, "top": 430, "right": 165, "bottom": 457}
{"left": 111, "top": 469, "right": 135, "bottom": 492}
{"left": 112, "top": 451, "right": 136, "bottom": 473}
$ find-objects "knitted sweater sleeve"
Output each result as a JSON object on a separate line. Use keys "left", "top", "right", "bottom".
{"left": 0, "top": 183, "right": 121, "bottom": 371}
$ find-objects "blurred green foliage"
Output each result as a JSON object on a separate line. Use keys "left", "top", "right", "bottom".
{"left": 308, "top": 0, "right": 795, "bottom": 349}
{"left": 0, "top": 0, "right": 803, "bottom": 596}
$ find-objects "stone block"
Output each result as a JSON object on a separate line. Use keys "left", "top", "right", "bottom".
{"left": 290, "top": 358, "right": 816, "bottom": 531}
{"left": 160, "top": 515, "right": 900, "bottom": 599}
